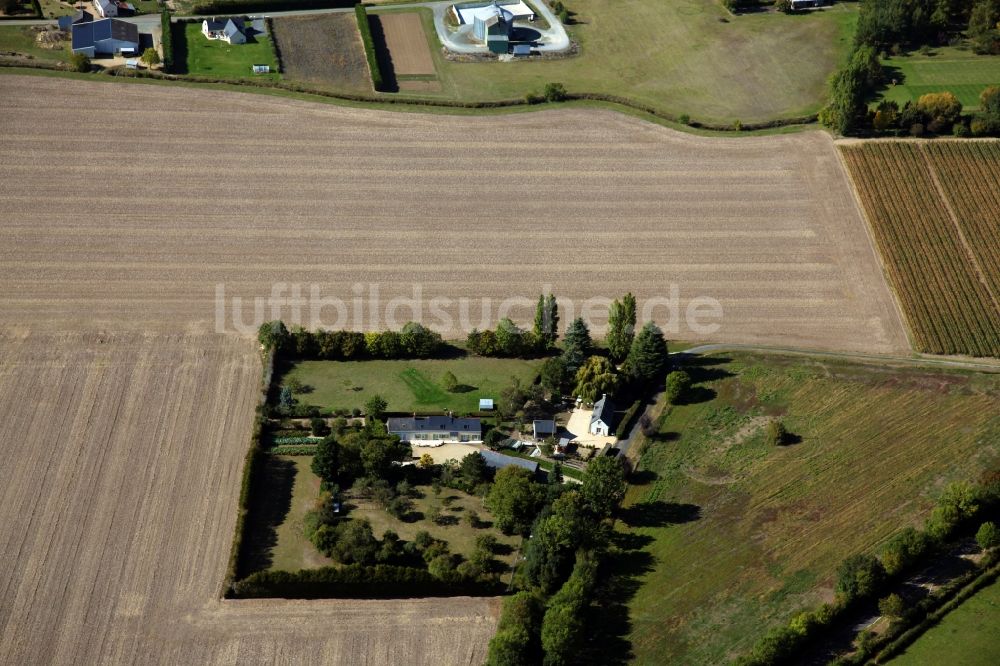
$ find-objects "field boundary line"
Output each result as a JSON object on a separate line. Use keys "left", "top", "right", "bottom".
{"left": 835, "top": 145, "right": 915, "bottom": 353}
{"left": 918, "top": 143, "right": 1000, "bottom": 313}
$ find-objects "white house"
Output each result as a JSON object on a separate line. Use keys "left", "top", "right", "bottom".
{"left": 386, "top": 415, "right": 482, "bottom": 446}
{"left": 94, "top": 0, "right": 117, "bottom": 18}
{"left": 202, "top": 17, "right": 247, "bottom": 45}
{"left": 590, "top": 394, "right": 615, "bottom": 436}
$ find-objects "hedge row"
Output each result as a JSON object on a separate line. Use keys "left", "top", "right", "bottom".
{"left": 220, "top": 348, "right": 274, "bottom": 596}
{"left": 265, "top": 17, "right": 282, "bottom": 73}
{"left": 354, "top": 4, "right": 383, "bottom": 92}
{"left": 232, "top": 563, "right": 503, "bottom": 598}
{"left": 188, "top": 0, "right": 355, "bottom": 15}
{"left": 272, "top": 436, "right": 323, "bottom": 445}
{"left": 160, "top": 10, "right": 173, "bottom": 73}
{"left": 615, "top": 399, "right": 644, "bottom": 439}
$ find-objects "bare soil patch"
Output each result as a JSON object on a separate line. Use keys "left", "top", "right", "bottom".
{"left": 271, "top": 13, "right": 370, "bottom": 91}
{"left": 376, "top": 12, "right": 435, "bottom": 76}
{"left": 0, "top": 76, "right": 907, "bottom": 355}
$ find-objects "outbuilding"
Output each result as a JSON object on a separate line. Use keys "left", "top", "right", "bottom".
{"left": 479, "top": 449, "right": 539, "bottom": 474}
{"left": 532, "top": 419, "right": 556, "bottom": 440}
{"left": 71, "top": 18, "right": 140, "bottom": 57}
{"left": 479, "top": 398, "right": 494, "bottom": 411}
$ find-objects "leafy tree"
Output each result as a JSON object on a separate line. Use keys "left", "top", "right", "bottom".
{"left": 878, "top": 593, "right": 906, "bottom": 619}
{"left": 329, "top": 519, "right": 378, "bottom": 565}
{"left": 665, "top": 370, "right": 691, "bottom": 404}
{"left": 880, "top": 527, "right": 931, "bottom": 576}
{"left": 359, "top": 433, "right": 410, "bottom": 479}
{"left": 69, "top": 52, "right": 91, "bottom": 73}
{"left": 625, "top": 322, "right": 669, "bottom": 388}
{"left": 927, "top": 481, "right": 980, "bottom": 541}
{"left": 540, "top": 554, "right": 598, "bottom": 666}
{"left": 573, "top": 356, "right": 619, "bottom": 403}
{"left": 976, "top": 520, "right": 1000, "bottom": 550}
{"left": 547, "top": 462, "right": 563, "bottom": 486}
{"left": 765, "top": 420, "right": 787, "bottom": 446}
{"left": 916, "top": 91, "right": 963, "bottom": 131}
{"left": 140, "top": 47, "right": 160, "bottom": 66}
{"left": 982, "top": 85, "right": 1000, "bottom": 118}
{"left": 835, "top": 553, "right": 886, "bottom": 603}
{"left": 278, "top": 386, "right": 294, "bottom": 412}
{"left": 459, "top": 451, "right": 490, "bottom": 487}
{"left": 775, "top": 0, "right": 792, "bottom": 11}
{"left": 495, "top": 318, "right": 527, "bottom": 357}
{"left": 544, "top": 82, "right": 567, "bottom": 102}
{"left": 363, "top": 394, "right": 388, "bottom": 422}
{"left": 606, "top": 293, "right": 637, "bottom": 363}
{"left": 418, "top": 452, "right": 435, "bottom": 468}
{"left": 581, "top": 456, "right": 626, "bottom": 518}
{"left": 540, "top": 356, "right": 569, "bottom": 395}
{"left": 486, "top": 592, "right": 543, "bottom": 666}
{"left": 486, "top": 466, "right": 544, "bottom": 535}
{"left": 533, "top": 294, "right": 559, "bottom": 350}
{"left": 561, "top": 318, "right": 592, "bottom": 377}
{"left": 969, "top": 0, "right": 1000, "bottom": 53}
{"left": 400, "top": 321, "right": 443, "bottom": 358}
{"left": 441, "top": 370, "right": 458, "bottom": 392}
{"left": 523, "top": 490, "right": 590, "bottom": 593}
{"left": 257, "top": 320, "right": 288, "bottom": 352}
{"left": 872, "top": 99, "right": 900, "bottom": 131}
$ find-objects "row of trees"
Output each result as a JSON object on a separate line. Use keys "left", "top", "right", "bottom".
{"left": 258, "top": 320, "right": 445, "bottom": 360}
{"left": 739, "top": 473, "right": 1000, "bottom": 665}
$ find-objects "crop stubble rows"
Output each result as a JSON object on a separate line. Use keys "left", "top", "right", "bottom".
{"left": 841, "top": 141, "right": 1000, "bottom": 357}
{"left": 0, "top": 77, "right": 907, "bottom": 354}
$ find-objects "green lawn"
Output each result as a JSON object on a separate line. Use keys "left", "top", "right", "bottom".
{"left": 889, "top": 578, "right": 1000, "bottom": 665}
{"left": 878, "top": 46, "right": 1000, "bottom": 111}
{"left": 386, "top": 0, "right": 857, "bottom": 124}
{"left": 0, "top": 26, "right": 69, "bottom": 62}
{"left": 183, "top": 23, "right": 278, "bottom": 80}
{"left": 278, "top": 357, "right": 542, "bottom": 414}
{"left": 617, "top": 354, "right": 1000, "bottom": 665}
{"left": 267, "top": 456, "right": 333, "bottom": 572}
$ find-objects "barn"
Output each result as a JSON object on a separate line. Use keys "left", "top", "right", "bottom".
{"left": 71, "top": 18, "right": 140, "bottom": 57}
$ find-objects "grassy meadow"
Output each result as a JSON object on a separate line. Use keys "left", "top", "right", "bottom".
{"left": 615, "top": 353, "right": 1000, "bottom": 664}
{"left": 0, "top": 26, "right": 69, "bottom": 62}
{"left": 878, "top": 46, "right": 1000, "bottom": 111}
{"left": 182, "top": 23, "right": 279, "bottom": 79}
{"left": 889, "top": 578, "right": 1000, "bottom": 665}
{"left": 278, "top": 357, "right": 541, "bottom": 414}
{"left": 378, "top": 0, "right": 857, "bottom": 123}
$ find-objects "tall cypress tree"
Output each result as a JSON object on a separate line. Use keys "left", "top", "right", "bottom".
{"left": 606, "top": 293, "right": 636, "bottom": 363}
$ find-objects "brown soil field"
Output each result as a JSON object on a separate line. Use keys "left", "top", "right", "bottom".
{"left": 0, "top": 331, "right": 498, "bottom": 664}
{"left": 373, "top": 12, "right": 436, "bottom": 76}
{"left": 271, "top": 14, "right": 370, "bottom": 91}
{"left": 0, "top": 76, "right": 907, "bottom": 354}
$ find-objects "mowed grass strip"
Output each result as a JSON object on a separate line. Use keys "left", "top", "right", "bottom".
{"left": 278, "top": 357, "right": 541, "bottom": 414}
{"left": 878, "top": 47, "right": 1000, "bottom": 110}
{"left": 621, "top": 354, "right": 1000, "bottom": 665}
{"left": 841, "top": 142, "right": 1000, "bottom": 357}
{"left": 183, "top": 23, "right": 278, "bottom": 80}
{"left": 889, "top": 578, "right": 1000, "bottom": 665}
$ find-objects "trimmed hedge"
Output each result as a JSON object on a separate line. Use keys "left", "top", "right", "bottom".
{"left": 160, "top": 10, "right": 173, "bottom": 73}
{"left": 615, "top": 399, "right": 644, "bottom": 439}
{"left": 221, "top": 348, "right": 274, "bottom": 596}
{"left": 232, "top": 563, "right": 503, "bottom": 598}
{"left": 355, "top": 4, "right": 383, "bottom": 92}
{"left": 268, "top": 444, "right": 318, "bottom": 455}
{"left": 272, "top": 436, "right": 323, "bottom": 445}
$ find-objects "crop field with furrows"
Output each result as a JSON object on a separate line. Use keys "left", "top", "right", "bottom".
{"left": 0, "top": 76, "right": 907, "bottom": 354}
{"left": 0, "top": 331, "right": 498, "bottom": 665}
{"left": 271, "top": 14, "right": 371, "bottom": 91}
{"left": 840, "top": 142, "right": 1000, "bottom": 358}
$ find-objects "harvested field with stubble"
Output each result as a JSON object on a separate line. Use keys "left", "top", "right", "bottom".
{"left": 271, "top": 14, "right": 371, "bottom": 91}
{"left": 0, "top": 331, "right": 499, "bottom": 664}
{"left": 0, "top": 76, "right": 908, "bottom": 355}
{"left": 840, "top": 141, "right": 1000, "bottom": 358}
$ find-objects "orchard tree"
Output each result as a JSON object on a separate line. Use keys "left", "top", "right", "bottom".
{"left": 311, "top": 436, "right": 340, "bottom": 489}
{"left": 441, "top": 370, "right": 459, "bottom": 392}
{"left": 140, "top": 47, "right": 160, "bottom": 66}
{"left": 664, "top": 370, "right": 691, "bottom": 404}
{"left": 363, "top": 394, "right": 388, "bottom": 422}
{"left": 606, "top": 292, "right": 636, "bottom": 363}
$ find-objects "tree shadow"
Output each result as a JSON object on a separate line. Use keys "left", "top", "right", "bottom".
{"left": 433, "top": 515, "right": 460, "bottom": 526}
{"left": 619, "top": 501, "right": 701, "bottom": 528}
{"left": 169, "top": 22, "right": 189, "bottom": 75}
{"left": 237, "top": 456, "right": 296, "bottom": 577}
{"left": 628, "top": 469, "right": 659, "bottom": 486}
{"left": 778, "top": 432, "right": 804, "bottom": 446}
{"left": 368, "top": 15, "right": 399, "bottom": 93}
{"left": 450, "top": 384, "right": 477, "bottom": 393}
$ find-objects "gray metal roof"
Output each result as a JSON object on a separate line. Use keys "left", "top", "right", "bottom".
{"left": 591, "top": 394, "right": 615, "bottom": 426}
{"left": 386, "top": 415, "right": 481, "bottom": 433}
{"left": 71, "top": 18, "right": 138, "bottom": 50}
{"left": 479, "top": 450, "right": 538, "bottom": 473}
{"left": 533, "top": 419, "right": 556, "bottom": 435}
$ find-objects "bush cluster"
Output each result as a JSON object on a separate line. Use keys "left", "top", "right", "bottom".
{"left": 258, "top": 320, "right": 445, "bottom": 360}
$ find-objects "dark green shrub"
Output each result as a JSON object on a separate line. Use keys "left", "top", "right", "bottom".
{"left": 355, "top": 4, "right": 384, "bottom": 92}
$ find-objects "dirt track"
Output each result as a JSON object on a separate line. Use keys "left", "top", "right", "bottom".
{"left": 0, "top": 76, "right": 907, "bottom": 353}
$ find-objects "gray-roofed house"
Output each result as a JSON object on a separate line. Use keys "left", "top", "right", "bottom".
{"left": 532, "top": 419, "right": 556, "bottom": 440}
{"left": 479, "top": 449, "right": 539, "bottom": 475}
{"left": 94, "top": 0, "right": 117, "bottom": 18}
{"left": 590, "top": 394, "right": 615, "bottom": 436}
{"left": 386, "top": 415, "right": 482, "bottom": 444}
{"left": 58, "top": 10, "right": 92, "bottom": 31}
{"left": 202, "top": 17, "right": 247, "bottom": 45}
{"left": 71, "top": 18, "right": 139, "bottom": 57}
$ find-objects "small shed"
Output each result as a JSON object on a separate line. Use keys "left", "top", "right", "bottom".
{"left": 124, "top": 58, "right": 139, "bottom": 69}
{"left": 512, "top": 44, "right": 531, "bottom": 57}
{"left": 532, "top": 419, "right": 556, "bottom": 440}
{"left": 252, "top": 64, "right": 270, "bottom": 74}
{"left": 479, "top": 398, "right": 494, "bottom": 411}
